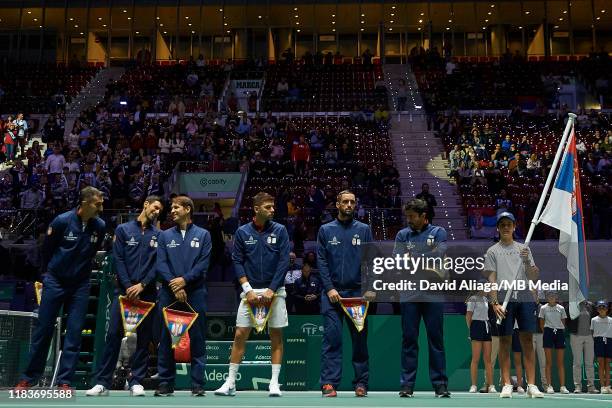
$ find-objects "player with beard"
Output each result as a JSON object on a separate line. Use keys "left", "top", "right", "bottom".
{"left": 15, "top": 187, "right": 106, "bottom": 390}
{"left": 317, "top": 190, "right": 374, "bottom": 397}
{"left": 86, "top": 196, "right": 164, "bottom": 396}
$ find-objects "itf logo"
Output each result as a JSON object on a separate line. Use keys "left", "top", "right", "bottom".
{"left": 301, "top": 323, "right": 324, "bottom": 336}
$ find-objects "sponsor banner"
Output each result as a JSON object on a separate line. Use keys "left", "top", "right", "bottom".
{"left": 118, "top": 295, "right": 155, "bottom": 336}
{"left": 178, "top": 172, "right": 243, "bottom": 198}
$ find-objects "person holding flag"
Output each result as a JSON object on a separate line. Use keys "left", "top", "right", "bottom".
{"left": 15, "top": 187, "right": 106, "bottom": 390}
{"left": 155, "top": 195, "right": 211, "bottom": 397}
{"left": 317, "top": 190, "right": 374, "bottom": 397}
{"left": 86, "top": 195, "right": 163, "bottom": 397}
{"left": 485, "top": 211, "right": 544, "bottom": 398}
{"left": 214, "top": 192, "right": 290, "bottom": 397}
{"left": 394, "top": 198, "right": 450, "bottom": 398}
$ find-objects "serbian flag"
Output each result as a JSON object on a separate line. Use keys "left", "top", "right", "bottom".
{"left": 162, "top": 304, "right": 199, "bottom": 348}
{"left": 538, "top": 126, "right": 589, "bottom": 318}
{"left": 339, "top": 298, "right": 369, "bottom": 332}
{"left": 119, "top": 295, "right": 155, "bottom": 336}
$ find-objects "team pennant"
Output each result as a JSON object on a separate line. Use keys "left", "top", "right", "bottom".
{"left": 339, "top": 297, "right": 369, "bottom": 332}
{"left": 244, "top": 297, "right": 275, "bottom": 333}
{"left": 162, "top": 302, "right": 199, "bottom": 348}
{"left": 34, "top": 281, "right": 43, "bottom": 305}
{"left": 119, "top": 295, "right": 155, "bottom": 336}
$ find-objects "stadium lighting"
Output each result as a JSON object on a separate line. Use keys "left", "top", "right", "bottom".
{"left": 188, "top": 23, "right": 192, "bottom": 26}
{"left": 559, "top": 17, "right": 563, "bottom": 21}
{"left": 33, "top": 18, "right": 38, "bottom": 21}
{"left": 98, "top": 17, "right": 102, "bottom": 21}
{"left": 490, "top": 4, "right": 495, "bottom": 7}
{"left": 446, "top": 27, "right": 450, "bottom": 30}
{"left": 123, "top": 9, "right": 127, "bottom": 13}
{"left": 390, "top": 20, "right": 394, "bottom": 23}
{"left": 602, "top": 9, "right": 606, "bottom": 13}
{"left": 420, "top": 12, "right": 424, "bottom": 16}
{"left": 185, "top": 16, "right": 189, "bottom": 19}
{"left": 360, "top": 28, "right": 364, "bottom": 31}
{"left": 27, "top": 11, "right": 31, "bottom": 14}
{"left": 258, "top": 15, "right": 262, "bottom": 19}
{"left": 74, "top": 24, "right": 78, "bottom": 28}
{"left": 525, "top": 11, "right": 531, "bottom": 14}
{"left": 135, "top": 31, "right": 139, "bottom": 34}
{"left": 418, "top": 19, "right": 423, "bottom": 23}
{"left": 69, "top": 17, "right": 74, "bottom": 21}
{"left": 487, "top": 11, "right": 492, "bottom": 15}
{"left": 294, "top": 7, "right": 298, "bottom": 11}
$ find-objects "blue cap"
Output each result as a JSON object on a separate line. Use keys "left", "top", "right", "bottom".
{"left": 597, "top": 300, "right": 608, "bottom": 308}
{"left": 496, "top": 211, "right": 516, "bottom": 225}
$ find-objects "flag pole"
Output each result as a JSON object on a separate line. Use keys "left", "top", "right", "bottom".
{"left": 497, "top": 112, "right": 577, "bottom": 323}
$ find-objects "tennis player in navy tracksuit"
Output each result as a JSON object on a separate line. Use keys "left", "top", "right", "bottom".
{"left": 155, "top": 195, "right": 211, "bottom": 397}
{"left": 16, "top": 187, "right": 106, "bottom": 390}
{"left": 215, "top": 192, "right": 290, "bottom": 397}
{"left": 87, "top": 196, "right": 163, "bottom": 397}
{"left": 394, "top": 198, "right": 450, "bottom": 398}
{"left": 317, "top": 190, "right": 374, "bottom": 398}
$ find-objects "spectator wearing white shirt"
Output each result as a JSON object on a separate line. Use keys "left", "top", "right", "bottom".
{"left": 539, "top": 293, "right": 568, "bottom": 394}
{"left": 45, "top": 145, "right": 66, "bottom": 175}
{"left": 592, "top": 300, "right": 612, "bottom": 394}
{"left": 284, "top": 252, "right": 302, "bottom": 314}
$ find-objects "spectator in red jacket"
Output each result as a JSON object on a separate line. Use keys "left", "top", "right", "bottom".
{"left": 291, "top": 135, "right": 311, "bottom": 175}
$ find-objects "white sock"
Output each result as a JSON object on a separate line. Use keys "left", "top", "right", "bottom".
{"left": 271, "top": 364, "right": 281, "bottom": 384}
{"left": 227, "top": 363, "right": 239, "bottom": 385}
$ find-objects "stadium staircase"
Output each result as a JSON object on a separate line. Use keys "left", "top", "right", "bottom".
{"left": 384, "top": 65, "right": 467, "bottom": 240}
{"left": 64, "top": 67, "right": 125, "bottom": 138}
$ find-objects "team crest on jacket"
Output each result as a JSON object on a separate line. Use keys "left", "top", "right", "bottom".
{"left": 427, "top": 235, "right": 435, "bottom": 246}
{"left": 65, "top": 231, "right": 77, "bottom": 241}
{"left": 351, "top": 234, "right": 361, "bottom": 246}
{"left": 90, "top": 232, "right": 98, "bottom": 243}
{"left": 267, "top": 234, "right": 277, "bottom": 244}
{"left": 149, "top": 236, "right": 158, "bottom": 247}
{"left": 127, "top": 236, "right": 138, "bottom": 246}
{"left": 245, "top": 235, "right": 258, "bottom": 245}
{"left": 406, "top": 241, "right": 415, "bottom": 251}
{"left": 167, "top": 239, "right": 180, "bottom": 248}
{"left": 328, "top": 236, "right": 341, "bottom": 245}
{"left": 190, "top": 237, "right": 200, "bottom": 248}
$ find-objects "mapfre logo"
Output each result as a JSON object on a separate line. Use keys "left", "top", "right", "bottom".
{"left": 301, "top": 323, "right": 324, "bottom": 336}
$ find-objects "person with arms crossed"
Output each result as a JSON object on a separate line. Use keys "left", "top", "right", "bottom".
{"left": 215, "top": 192, "right": 290, "bottom": 397}
{"left": 486, "top": 212, "right": 544, "bottom": 398}
{"left": 15, "top": 187, "right": 106, "bottom": 390}
{"left": 86, "top": 196, "right": 164, "bottom": 396}
{"left": 317, "top": 190, "right": 374, "bottom": 397}
{"left": 155, "top": 195, "right": 211, "bottom": 396}
{"left": 394, "top": 198, "right": 450, "bottom": 398}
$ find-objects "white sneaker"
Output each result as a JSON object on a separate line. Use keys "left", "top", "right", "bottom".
{"left": 130, "top": 384, "right": 145, "bottom": 397}
{"left": 546, "top": 385, "right": 555, "bottom": 394}
{"left": 527, "top": 384, "right": 544, "bottom": 398}
{"left": 488, "top": 385, "right": 497, "bottom": 393}
{"left": 469, "top": 385, "right": 477, "bottom": 393}
{"left": 560, "top": 386, "right": 570, "bottom": 394}
{"left": 602, "top": 386, "right": 611, "bottom": 394}
{"left": 269, "top": 382, "right": 282, "bottom": 397}
{"left": 214, "top": 381, "right": 236, "bottom": 396}
{"left": 86, "top": 384, "right": 109, "bottom": 396}
{"left": 500, "top": 384, "right": 513, "bottom": 398}
{"left": 516, "top": 386, "right": 525, "bottom": 394}
{"left": 574, "top": 384, "right": 582, "bottom": 394}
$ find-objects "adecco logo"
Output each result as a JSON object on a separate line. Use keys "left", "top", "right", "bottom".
{"left": 200, "top": 177, "right": 227, "bottom": 187}
{"left": 301, "top": 323, "right": 324, "bottom": 336}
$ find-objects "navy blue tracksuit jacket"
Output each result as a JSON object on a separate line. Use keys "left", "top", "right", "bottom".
{"left": 232, "top": 220, "right": 290, "bottom": 290}
{"left": 156, "top": 223, "right": 211, "bottom": 388}
{"left": 394, "top": 224, "right": 448, "bottom": 388}
{"left": 316, "top": 218, "right": 373, "bottom": 389}
{"left": 92, "top": 220, "right": 160, "bottom": 389}
{"left": 22, "top": 209, "right": 105, "bottom": 386}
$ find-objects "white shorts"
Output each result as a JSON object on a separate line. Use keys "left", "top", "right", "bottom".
{"left": 236, "top": 287, "right": 288, "bottom": 329}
